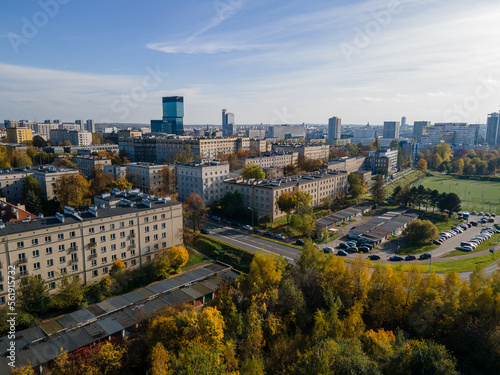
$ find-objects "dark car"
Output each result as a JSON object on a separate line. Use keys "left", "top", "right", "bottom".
{"left": 295, "top": 239, "right": 304, "bottom": 246}
{"left": 367, "top": 254, "right": 380, "bottom": 260}
{"left": 265, "top": 231, "right": 273, "bottom": 236}
{"left": 405, "top": 255, "right": 416, "bottom": 261}
{"left": 389, "top": 255, "right": 404, "bottom": 261}
{"left": 338, "top": 243, "right": 349, "bottom": 249}
{"left": 200, "top": 228, "right": 210, "bottom": 234}
{"left": 337, "top": 250, "right": 348, "bottom": 256}
{"left": 358, "top": 246, "right": 371, "bottom": 253}
{"left": 488, "top": 218, "right": 495, "bottom": 222}
{"left": 323, "top": 247, "right": 334, "bottom": 254}
{"left": 433, "top": 239, "right": 443, "bottom": 245}
{"left": 418, "top": 253, "right": 432, "bottom": 260}
{"left": 346, "top": 247, "right": 358, "bottom": 253}
{"left": 470, "top": 221, "right": 478, "bottom": 226}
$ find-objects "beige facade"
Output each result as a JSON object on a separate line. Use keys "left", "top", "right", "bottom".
{"left": 32, "top": 167, "right": 80, "bottom": 200}
{"left": 249, "top": 139, "right": 269, "bottom": 153}
{"left": 177, "top": 160, "right": 229, "bottom": 204}
{"left": 0, "top": 193, "right": 183, "bottom": 304}
{"left": 50, "top": 129, "right": 92, "bottom": 146}
{"left": 324, "top": 156, "right": 366, "bottom": 174}
{"left": 242, "top": 151, "right": 299, "bottom": 169}
{"left": 73, "top": 156, "right": 112, "bottom": 177}
{"left": 272, "top": 143, "right": 330, "bottom": 160}
{"left": 6, "top": 128, "right": 32, "bottom": 144}
{"left": 124, "top": 163, "right": 176, "bottom": 194}
{"left": 224, "top": 170, "right": 348, "bottom": 221}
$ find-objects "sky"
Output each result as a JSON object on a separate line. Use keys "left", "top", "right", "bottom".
{"left": 0, "top": 0, "right": 500, "bottom": 125}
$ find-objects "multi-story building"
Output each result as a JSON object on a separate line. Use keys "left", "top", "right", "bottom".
{"left": 269, "top": 125, "right": 306, "bottom": 139}
{"left": 124, "top": 163, "right": 176, "bottom": 194}
{"left": 383, "top": 121, "right": 400, "bottom": 140}
{"left": 32, "top": 166, "right": 80, "bottom": 200}
{"left": 248, "top": 129, "right": 266, "bottom": 138}
{"left": 223, "top": 170, "right": 349, "bottom": 221}
{"left": 104, "top": 164, "right": 127, "bottom": 180}
{"left": 177, "top": 160, "right": 229, "bottom": 204}
{"left": 6, "top": 127, "right": 32, "bottom": 144}
{"left": 486, "top": 112, "right": 500, "bottom": 146}
{"left": 222, "top": 109, "right": 235, "bottom": 137}
{"left": 241, "top": 151, "right": 299, "bottom": 169}
{"left": 0, "top": 168, "right": 32, "bottom": 203}
{"left": 420, "top": 123, "right": 479, "bottom": 149}
{"left": 86, "top": 119, "right": 95, "bottom": 133}
{"left": 328, "top": 117, "right": 342, "bottom": 144}
{"left": 413, "top": 121, "right": 430, "bottom": 143}
{"left": 365, "top": 149, "right": 399, "bottom": 175}
{"left": 351, "top": 124, "right": 378, "bottom": 145}
{"left": 150, "top": 96, "right": 184, "bottom": 135}
{"left": 0, "top": 198, "right": 36, "bottom": 222}
{"left": 50, "top": 129, "right": 92, "bottom": 146}
{"left": 249, "top": 139, "right": 269, "bottom": 154}
{"left": 73, "top": 156, "right": 112, "bottom": 177}
{"left": 323, "top": 156, "right": 366, "bottom": 174}
{"left": 35, "top": 122, "right": 59, "bottom": 141}
{"left": 272, "top": 143, "right": 330, "bottom": 160}
{"left": 0, "top": 192, "right": 183, "bottom": 303}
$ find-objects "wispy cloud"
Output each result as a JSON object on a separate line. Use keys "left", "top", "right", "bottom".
{"left": 146, "top": 40, "right": 269, "bottom": 54}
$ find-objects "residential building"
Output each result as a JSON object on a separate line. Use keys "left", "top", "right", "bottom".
{"left": 365, "top": 149, "right": 399, "bottom": 175}
{"left": 73, "top": 156, "right": 111, "bottom": 177}
{"left": 272, "top": 143, "right": 330, "bottom": 160}
{"left": 222, "top": 109, "right": 235, "bottom": 137}
{"left": 248, "top": 129, "right": 266, "bottom": 138}
{"left": 269, "top": 125, "right": 306, "bottom": 139}
{"left": 351, "top": 124, "right": 378, "bottom": 145}
{"left": 328, "top": 116, "right": 342, "bottom": 144}
{"left": 0, "top": 192, "right": 183, "bottom": 304}
{"left": 32, "top": 166, "right": 80, "bottom": 200}
{"left": 249, "top": 139, "right": 269, "bottom": 153}
{"left": 413, "top": 121, "right": 430, "bottom": 143}
{"left": 323, "top": 156, "right": 366, "bottom": 174}
{"left": 223, "top": 170, "right": 349, "bottom": 221}
{"left": 103, "top": 164, "right": 127, "bottom": 180}
{"left": 383, "top": 121, "right": 400, "bottom": 140}
{"left": 177, "top": 160, "right": 229, "bottom": 204}
{"left": 486, "top": 112, "right": 500, "bottom": 146}
{"left": 151, "top": 96, "right": 184, "bottom": 135}
{"left": 241, "top": 151, "right": 299, "bottom": 169}
{"left": 34, "top": 122, "right": 59, "bottom": 141}
{"left": 124, "top": 163, "right": 177, "bottom": 194}
{"left": 0, "top": 168, "right": 32, "bottom": 203}
{"left": 86, "top": 119, "right": 95, "bottom": 133}
{"left": 0, "top": 198, "right": 36, "bottom": 222}
{"left": 420, "top": 123, "right": 480, "bottom": 149}
{"left": 6, "top": 127, "right": 32, "bottom": 144}
{"left": 50, "top": 129, "right": 92, "bottom": 146}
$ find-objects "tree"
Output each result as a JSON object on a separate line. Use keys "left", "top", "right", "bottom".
{"left": 54, "top": 275, "right": 85, "bottom": 310}
{"left": 92, "top": 133, "right": 101, "bottom": 145}
{"left": 434, "top": 143, "right": 453, "bottom": 162}
{"left": 89, "top": 166, "right": 115, "bottom": 197}
{"left": 374, "top": 136, "right": 381, "bottom": 149}
{"left": 158, "top": 166, "right": 176, "bottom": 195}
{"left": 17, "top": 276, "right": 51, "bottom": 315}
{"left": 402, "top": 219, "right": 438, "bottom": 245}
{"left": 11, "top": 364, "right": 35, "bottom": 375}
{"left": 24, "top": 190, "right": 42, "bottom": 214}
{"left": 22, "top": 176, "right": 43, "bottom": 197}
{"left": 53, "top": 174, "right": 91, "bottom": 210}
{"left": 32, "top": 135, "right": 48, "bottom": 148}
{"left": 168, "top": 245, "right": 189, "bottom": 272}
{"left": 417, "top": 158, "right": 428, "bottom": 171}
{"left": 276, "top": 192, "right": 297, "bottom": 223}
{"left": 109, "top": 259, "right": 126, "bottom": 277}
{"left": 241, "top": 163, "right": 266, "bottom": 180}
{"left": 349, "top": 173, "right": 366, "bottom": 199}
{"left": 295, "top": 189, "right": 313, "bottom": 207}
{"left": 258, "top": 214, "right": 272, "bottom": 229}
{"left": 112, "top": 178, "right": 132, "bottom": 191}
{"left": 152, "top": 253, "right": 171, "bottom": 280}
{"left": 290, "top": 213, "right": 315, "bottom": 237}
{"left": 242, "top": 252, "right": 283, "bottom": 296}
{"left": 88, "top": 341, "right": 125, "bottom": 375}
{"left": 370, "top": 174, "right": 386, "bottom": 204}
{"left": 437, "top": 192, "right": 461, "bottom": 217}
{"left": 220, "top": 191, "right": 244, "bottom": 219}
{"left": 183, "top": 192, "right": 207, "bottom": 232}
{"left": 149, "top": 342, "right": 171, "bottom": 375}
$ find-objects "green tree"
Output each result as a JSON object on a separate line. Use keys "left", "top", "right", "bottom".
{"left": 152, "top": 253, "right": 171, "bottom": 280}
{"left": 54, "top": 275, "right": 85, "bottom": 310}
{"left": 53, "top": 174, "right": 91, "bottom": 210}
{"left": 32, "top": 135, "right": 48, "bottom": 148}
{"left": 374, "top": 136, "right": 381, "bottom": 149}
{"left": 183, "top": 192, "right": 207, "bottom": 231}
{"left": 241, "top": 163, "right": 266, "bottom": 180}
{"left": 349, "top": 173, "right": 366, "bottom": 199}
{"left": 402, "top": 219, "right": 438, "bottom": 245}
{"left": 17, "top": 276, "right": 51, "bottom": 315}
{"left": 24, "top": 190, "right": 42, "bottom": 214}
{"left": 276, "top": 192, "right": 297, "bottom": 223}
{"left": 220, "top": 191, "right": 244, "bottom": 219}
{"left": 290, "top": 213, "right": 315, "bottom": 237}
{"left": 22, "top": 176, "right": 43, "bottom": 197}
{"left": 370, "top": 174, "right": 386, "bottom": 204}
{"left": 437, "top": 192, "right": 461, "bottom": 217}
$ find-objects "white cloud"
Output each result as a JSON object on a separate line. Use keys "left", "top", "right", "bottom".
{"left": 146, "top": 40, "right": 269, "bottom": 54}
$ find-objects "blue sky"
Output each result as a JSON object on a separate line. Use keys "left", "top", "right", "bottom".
{"left": 1, "top": 0, "right": 499, "bottom": 125}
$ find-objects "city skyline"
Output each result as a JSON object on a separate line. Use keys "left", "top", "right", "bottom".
{"left": 1, "top": 0, "right": 499, "bottom": 125}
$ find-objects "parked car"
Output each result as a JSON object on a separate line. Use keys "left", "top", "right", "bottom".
{"left": 275, "top": 234, "right": 286, "bottom": 240}
{"left": 200, "top": 228, "right": 210, "bottom": 234}
{"left": 338, "top": 243, "right": 349, "bottom": 249}
{"left": 337, "top": 250, "right": 348, "bottom": 256}
{"left": 389, "top": 255, "right": 404, "bottom": 261}
{"left": 488, "top": 218, "right": 495, "bottom": 222}
{"left": 470, "top": 221, "right": 478, "bottom": 226}
{"left": 346, "top": 247, "right": 358, "bottom": 253}
{"left": 323, "top": 247, "right": 334, "bottom": 254}
{"left": 265, "top": 231, "right": 273, "bottom": 236}
{"left": 358, "top": 246, "right": 371, "bottom": 253}
{"left": 456, "top": 246, "right": 473, "bottom": 252}
{"left": 346, "top": 241, "right": 357, "bottom": 247}
{"left": 479, "top": 212, "right": 484, "bottom": 216}
{"left": 405, "top": 255, "right": 416, "bottom": 261}
{"left": 419, "top": 253, "right": 432, "bottom": 260}
{"left": 367, "top": 255, "right": 381, "bottom": 260}
{"left": 242, "top": 225, "right": 252, "bottom": 230}
{"left": 492, "top": 213, "right": 496, "bottom": 217}
{"left": 295, "top": 239, "right": 304, "bottom": 246}
{"left": 472, "top": 211, "right": 478, "bottom": 215}
{"left": 433, "top": 239, "right": 443, "bottom": 245}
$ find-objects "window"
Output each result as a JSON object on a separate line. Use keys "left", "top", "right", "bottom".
{"left": 70, "top": 231, "right": 76, "bottom": 237}
{"left": 120, "top": 221, "right": 125, "bottom": 227}
{"left": 89, "top": 228, "right": 94, "bottom": 233}
{"left": 92, "top": 270, "right": 98, "bottom": 277}
{"left": 111, "top": 244, "right": 116, "bottom": 251}
{"left": 0, "top": 297, "right": 5, "bottom": 304}
{"left": 45, "top": 236, "right": 51, "bottom": 242}
{"left": 153, "top": 225, "right": 158, "bottom": 231}
{"left": 32, "top": 250, "right": 39, "bottom": 257}
{"left": 161, "top": 214, "right": 165, "bottom": 219}
{"left": 146, "top": 255, "right": 151, "bottom": 262}
{"left": 59, "top": 244, "right": 65, "bottom": 251}
{"left": 59, "top": 256, "right": 65, "bottom": 263}
{"left": 102, "top": 257, "right": 107, "bottom": 264}
{"left": 162, "top": 232, "right": 166, "bottom": 238}
{"left": 72, "top": 265, "right": 78, "bottom": 271}
{"left": 120, "top": 231, "right": 125, "bottom": 238}
{"left": 100, "top": 235, "right": 106, "bottom": 242}
{"left": 71, "top": 253, "right": 77, "bottom": 261}
{"left": 17, "top": 241, "right": 24, "bottom": 248}
{"left": 110, "top": 234, "right": 116, "bottom": 240}
{"left": 48, "top": 271, "right": 54, "bottom": 278}
{"left": 121, "top": 252, "right": 126, "bottom": 259}
{"left": 32, "top": 239, "right": 38, "bottom": 245}
{"left": 47, "top": 259, "right": 53, "bottom": 266}
{"left": 112, "top": 254, "right": 117, "bottom": 261}
{"left": 33, "top": 262, "right": 40, "bottom": 270}
{"left": 130, "top": 250, "right": 135, "bottom": 256}
{"left": 144, "top": 226, "right": 149, "bottom": 232}
{"left": 91, "top": 260, "right": 97, "bottom": 266}
{"left": 144, "top": 217, "right": 149, "bottom": 223}
{"left": 101, "top": 246, "right": 106, "bottom": 253}
{"left": 145, "top": 246, "right": 150, "bottom": 252}
{"left": 49, "top": 282, "right": 56, "bottom": 290}
{"left": 153, "top": 215, "right": 157, "bottom": 221}
{"left": 46, "top": 247, "right": 52, "bottom": 255}
{"left": 145, "top": 236, "right": 150, "bottom": 242}
{"left": 58, "top": 233, "right": 64, "bottom": 240}
{"left": 103, "top": 267, "right": 108, "bottom": 274}
{"left": 121, "top": 242, "right": 126, "bottom": 248}
{"left": 161, "top": 223, "right": 166, "bottom": 229}
{"left": 61, "top": 268, "right": 67, "bottom": 274}
{"left": 110, "top": 224, "right": 115, "bottom": 230}
{"left": 99, "top": 225, "right": 105, "bottom": 231}
{"left": 131, "top": 259, "right": 136, "bottom": 266}
{"left": 129, "top": 220, "right": 134, "bottom": 225}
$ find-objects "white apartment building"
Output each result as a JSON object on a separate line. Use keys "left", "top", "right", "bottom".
{"left": 50, "top": 129, "right": 92, "bottom": 146}
{"left": 124, "top": 163, "right": 177, "bottom": 194}
{"left": 32, "top": 166, "right": 80, "bottom": 200}
{"left": 0, "top": 192, "right": 183, "bottom": 304}
{"left": 177, "top": 160, "right": 229, "bottom": 204}
{"left": 73, "top": 156, "right": 112, "bottom": 177}
{"left": 272, "top": 143, "right": 330, "bottom": 160}
{"left": 241, "top": 151, "right": 299, "bottom": 169}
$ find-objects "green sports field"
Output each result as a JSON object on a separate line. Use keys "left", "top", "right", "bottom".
{"left": 419, "top": 175, "right": 500, "bottom": 215}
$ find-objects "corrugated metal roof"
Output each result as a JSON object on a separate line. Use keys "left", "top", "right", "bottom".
{"left": 56, "top": 314, "right": 79, "bottom": 328}
{"left": 110, "top": 310, "right": 139, "bottom": 329}
{"left": 68, "top": 309, "right": 95, "bottom": 324}
{"left": 190, "top": 283, "right": 213, "bottom": 296}
{"left": 107, "top": 295, "right": 132, "bottom": 309}
{"left": 40, "top": 320, "right": 64, "bottom": 335}
{"left": 97, "top": 300, "right": 117, "bottom": 313}
{"left": 20, "top": 326, "right": 46, "bottom": 343}
{"left": 96, "top": 317, "right": 124, "bottom": 336}
{"left": 86, "top": 304, "right": 107, "bottom": 317}
{"left": 122, "top": 291, "right": 145, "bottom": 304}
{"left": 83, "top": 322, "right": 107, "bottom": 340}
{"left": 171, "top": 289, "right": 193, "bottom": 303}
{"left": 135, "top": 287, "right": 156, "bottom": 298}
{"left": 181, "top": 287, "right": 204, "bottom": 300}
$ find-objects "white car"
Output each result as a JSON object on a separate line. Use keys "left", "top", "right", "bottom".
{"left": 242, "top": 225, "right": 252, "bottom": 230}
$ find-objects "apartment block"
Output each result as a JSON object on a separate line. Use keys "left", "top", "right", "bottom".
{"left": 32, "top": 166, "right": 80, "bottom": 200}
{"left": 124, "top": 163, "right": 177, "bottom": 194}
{"left": 6, "top": 127, "right": 32, "bottom": 144}
{"left": 249, "top": 139, "right": 269, "bottom": 154}
{"left": 272, "top": 143, "right": 330, "bottom": 160}
{"left": 224, "top": 170, "right": 348, "bottom": 221}
{"left": 73, "top": 156, "right": 112, "bottom": 177}
{"left": 269, "top": 125, "right": 306, "bottom": 139}
{"left": 324, "top": 156, "right": 366, "bottom": 174}
{"left": 177, "top": 160, "right": 229, "bottom": 204}
{"left": 0, "top": 192, "right": 183, "bottom": 304}
{"left": 365, "top": 149, "right": 399, "bottom": 175}
{"left": 50, "top": 129, "right": 92, "bottom": 146}
{"left": 241, "top": 151, "right": 299, "bottom": 169}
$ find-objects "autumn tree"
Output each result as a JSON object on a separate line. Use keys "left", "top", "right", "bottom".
{"left": 183, "top": 192, "right": 207, "bottom": 231}
{"left": 109, "top": 259, "right": 126, "bottom": 277}
{"left": 158, "top": 165, "right": 176, "bottom": 195}
{"left": 417, "top": 158, "right": 428, "bottom": 171}
{"left": 149, "top": 342, "right": 171, "bottom": 375}
{"left": 348, "top": 172, "right": 366, "bottom": 199}
{"left": 241, "top": 163, "right": 266, "bottom": 180}
{"left": 403, "top": 219, "right": 438, "bottom": 245}
{"left": 168, "top": 245, "right": 189, "bottom": 272}
{"left": 54, "top": 274, "right": 85, "bottom": 310}
{"left": 112, "top": 178, "right": 132, "bottom": 191}
{"left": 241, "top": 252, "right": 283, "bottom": 296}
{"left": 290, "top": 213, "right": 315, "bottom": 237}
{"left": 89, "top": 165, "right": 115, "bottom": 197}
{"left": 276, "top": 191, "right": 297, "bottom": 223}
{"left": 53, "top": 174, "right": 91, "bottom": 210}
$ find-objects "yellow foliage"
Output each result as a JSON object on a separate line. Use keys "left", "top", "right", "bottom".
{"left": 167, "top": 245, "right": 189, "bottom": 271}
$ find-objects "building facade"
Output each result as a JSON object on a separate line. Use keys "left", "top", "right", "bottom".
{"left": 272, "top": 143, "right": 330, "bottom": 160}
{"left": 241, "top": 151, "right": 299, "bottom": 169}
{"left": 50, "top": 129, "right": 92, "bottom": 146}
{"left": 0, "top": 193, "right": 183, "bottom": 304}
{"left": 383, "top": 121, "right": 400, "bottom": 140}
{"left": 486, "top": 112, "right": 500, "bottom": 146}
{"left": 222, "top": 109, "right": 235, "bottom": 137}
{"left": 6, "top": 127, "right": 32, "bottom": 144}
{"left": 73, "top": 156, "right": 112, "bottom": 177}
{"left": 365, "top": 149, "right": 399, "bottom": 175}
{"left": 328, "top": 116, "right": 342, "bottom": 144}
{"left": 150, "top": 96, "right": 184, "bottom": 135}
{"left": 177, "top": 160, "right": 229, "bottom": 204}
{"left": 269, "top": 125, "right": 306, "bottom": 139}
{"left": 413, "top": 121, "right": 430, "bottom": 143}
{"left": 124, "top": 163, "right": 177, "bottom": 194}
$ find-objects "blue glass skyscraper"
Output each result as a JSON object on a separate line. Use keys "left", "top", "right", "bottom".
{"left": 151, "top": 96, "right": 184, "bottom": 135}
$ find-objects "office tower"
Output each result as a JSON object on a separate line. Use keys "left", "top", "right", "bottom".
{"left": 486, "top": 112, "right": 500, "bottom": 145}
{"left": 162, "top": 96, "right": 184, "bottom": 135}
{"left": 75, "top": 120, "right": 84, "bottom": 131}
{"left": 383, "top": 121, "right": 400, "bottom": 140}
{"left": 86, "top": 119, "right": 95, "bottom": 133}
{"left": 413, "top": 121, "right": 430, "bottom": 143}
{"left": 328, "top": 116, "right": 342, "bottom": 144}
{"left": 401, "top": 116, "right": 406, "bottom": 128}
{"left": 222, "top": 109, "right": 235, "bottom": 137}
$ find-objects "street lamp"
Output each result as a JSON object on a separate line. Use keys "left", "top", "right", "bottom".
{"left": 248, "top": 207, "right": 254, "bottom": 232}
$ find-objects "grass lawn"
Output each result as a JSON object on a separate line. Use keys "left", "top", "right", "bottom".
{"left": 316, "top": 234, "right": 339, "bottom": 244}
{"left": 444, "top": 234, "right": 500, "bottom": 257}
{"left": 184, "top": 249, "right": 211, "bottom": 268}
{"left": 385, "top": 170, "right": 426, "bottom": 196}
{"left": 250, "top": 234, "right": 303, "bottom": 249}
{"left": 429, "top": 252, "right": 500, "bottom": 273}
{"left": 419, "top": 175, "right": 500, "bottom": 215}
{"left": 397, "top": 242, "right": 434, "bottom": 255}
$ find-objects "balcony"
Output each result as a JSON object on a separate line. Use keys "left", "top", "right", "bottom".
{"left": 129, "top": 243, "right": 136, "bottom": 248}
{"left": 68, "top": 246, "right": 79, "bottom": 252}
{"left": 129, "top": 233, "right": 136, "bottom": 238}
{"left": 17, "top": 270, "right": 29, "bottom": 277}
{"left": 88, "top": 241, "right": 97, "bottom": 248}
{"left": 16, "top": 258, "right": 27, "bottom": 265}
{"left": 69, "top": 258, "right": 78, "bottom": 265}
{"left": 88, "top": 254, "right": 97, "bottom": 260}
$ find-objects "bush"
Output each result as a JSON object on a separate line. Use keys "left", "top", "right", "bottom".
{"left": 194, "top": 237, "right": 254, "bottom": 273}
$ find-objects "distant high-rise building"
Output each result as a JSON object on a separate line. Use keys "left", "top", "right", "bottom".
{"left": 151, "top": 96, "right": 184, "bottom": 135}
{"left": 486, "top": 112, "right": 500, "bottom": 146}
{"left": 413, "top": 121, "right": 431, "bottom": 143}
{"left": 75, "top": 120, "right": 84, "bottom": 130}
{"left": 401, "top": 116, "right": 406, "bottom": 128}
{"left": 383, "top": 121, "right": 400, "bottom": 140}
{"left": 222, "top": 109, "right": 235, "bottom": 137}
{"left": 86, "top": 119, "right": 95, "bottom": 133}
{"left": 328, "top": 116, "right": 342, "bottom": 144}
